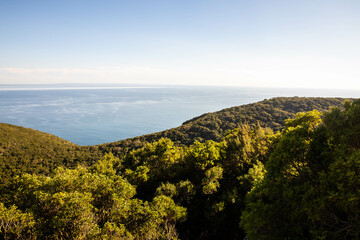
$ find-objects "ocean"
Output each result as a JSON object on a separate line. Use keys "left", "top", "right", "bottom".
{"left": 0, "top": 84, "right": 359, "bottom": 146}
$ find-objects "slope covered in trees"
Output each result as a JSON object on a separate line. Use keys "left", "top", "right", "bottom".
{"left": 0, "top": 97, "right": 347, "bottom": 185}
{"left": 1, "top": 97, "right": 344, "bottom": 182}
{"left": 101, "top": 97, "right": 346, "bottom": 155}
{"left": 241, "top": 99, "right": 360, "bottom": 239}
{"left": 1, "top": 97, "right": 359, "bottom": 239}
{"left": 0, "top": 123, "right": 102, "bottom": 185}
{"left": 0, "top": 153, "right": 186, "bottom": 239}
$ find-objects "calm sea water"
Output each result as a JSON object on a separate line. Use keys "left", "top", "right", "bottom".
{"left": 0, "top": 85, "right": 359, "bottom": 145}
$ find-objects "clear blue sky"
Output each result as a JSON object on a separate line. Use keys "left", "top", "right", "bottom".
{"left": 1, "top": 0, "right": 360, "bottom": 89}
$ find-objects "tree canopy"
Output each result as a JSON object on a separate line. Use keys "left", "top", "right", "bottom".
{"left": 1, "top": 97, "right": 360, "bottom": 239}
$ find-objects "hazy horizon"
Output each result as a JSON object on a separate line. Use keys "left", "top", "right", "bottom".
{"left": 2, "top": 82, "right": 360, "bottom": 91}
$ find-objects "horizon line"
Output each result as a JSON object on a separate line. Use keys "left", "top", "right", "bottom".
{"left": 1, "top": 83, "right": 360, "bottom": 92}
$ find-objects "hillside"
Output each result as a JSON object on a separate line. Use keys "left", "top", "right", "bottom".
{"left": 0, "top": 123, "right": 102, "bottom": 184}
{"left": 0, "top": 97, "right": 349, "bottom": 182}
{"left": 1, "top": 98, "right": 360, "bottom": 240}
{"left": 101, "top": 97, "right": 347, "bottom": 155}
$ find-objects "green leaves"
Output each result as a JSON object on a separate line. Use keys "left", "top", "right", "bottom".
{"left": 186, "top": 140, "right": 221, "bottom": 171}
{"left": 305, "top": 150, "right": 360, "bottom": 238}
{"left": 152, "top": 195, "right": 187, "bottom": 223}
{"left": 37, "top": 191, "right": 99, "bottom": 239}
{"left": 0, "top": 203, "right": 35, "bottom": 240}
{"left": 202, "top": 166, "right": 223, "bottom": 195}
{"left": 241, "top": 100, "right": 360, "bottom": 240}
{"left": 2, "top": 98, "right": 358, "bottom": 239}
{"left": 3, "top": 152, "right": 187, "bottom": 239}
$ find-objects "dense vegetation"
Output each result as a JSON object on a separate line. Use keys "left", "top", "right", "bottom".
{"left": 0, "top": 123, "right": 102, "bottom": 185}
{"left": 241, "top": 100, "right": 360, "bottom": 239}
{"left": 1, "top": 97, "right": 345, "bottom": 183}
{"left": 1, "top": 124, "right": 272, "bottom": 239}
{"left": 1, "top": 97, "right": 360, "bottom": 239}
{"left": 101, "top": 97, "right": 345, "bottom": 155}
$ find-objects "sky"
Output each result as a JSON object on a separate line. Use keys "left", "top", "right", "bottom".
{"left": 0, "top": 0, "right": 360, "bottom": 89}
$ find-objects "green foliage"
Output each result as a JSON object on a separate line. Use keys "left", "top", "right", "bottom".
{"left": 305, "top": 150, "right": 360, "bottom": 238}
{"left": 1, "top": 97, "right": 358, "bottom": 239}
{"left": 323, "top": 99, "right": 360, "bottom": 150}
{"left": 124, "top": 138, "right": 181, "bottom": 179}
{"left": 202, "top": 166, "right": 223, "bottom": 195}
{"left": 125, "top": 165, "right": 150, "bottom": 185}
{"left": 0, "top": 123, "right": 103, "bottom": 186}
{"left": 1, "top": 154, "right": 186, "bottom": 239}
{"left": 152, "top": 195, "right": 187, "bottom": 223}
{"left": 91, "top": 152, "right": 120, "bottom": 176}
{"left": 122, "top": 138, "right": 184, "bottom": 199}
{"left": 102, "top": 97, "right": 346, "bottom": 155}
{"left": 241, "top": 100, "right": 360, "bottom": 240}
{"left": 240, "top": 160, "right": 266, "bottom": 192}
{"left": 35, "top": 191, "right": 99, "bottom": 239}
{"left": 0, "top": 202, "right": 35, "bottom": 240}
{"left": 175, "top": 180, "right": 196, "bottom": 204}
{"left": 240, "top": 110, "right": 325, "bottom": 239}
{"left": 186, "top": 140, "right": 222, "bottom": 171}
{"left": 156, "top": 182, "right": 178, "bottom": 198}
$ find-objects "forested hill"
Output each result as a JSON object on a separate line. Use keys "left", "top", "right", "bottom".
{"left": 0, "top": 123, "right": 102, "bottom": 183}
{"left": 0, "top": 97, "right": 348, "bottom": 181}
{"left": 101, "top": 97, "right": 347, "bottom": 153}
{"left": 1, "top": 97, "right": 358, "bottom": 239}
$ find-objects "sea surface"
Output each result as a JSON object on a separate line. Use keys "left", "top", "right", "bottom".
{"left": 0, "top": 84, "right": 359, "bottom": 146}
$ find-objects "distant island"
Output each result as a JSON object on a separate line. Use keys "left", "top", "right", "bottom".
{"left": 1, "top": 96, "right": 359, "bottom": 239}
